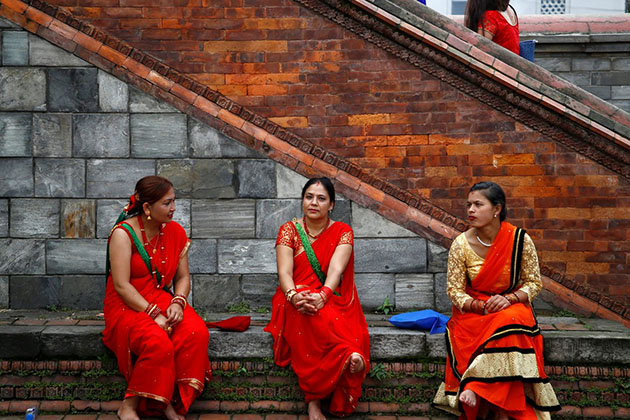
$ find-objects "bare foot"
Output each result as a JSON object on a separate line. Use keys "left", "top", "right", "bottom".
{"left": 349, "top": 352, "right": 365, "bottom": 373}
{"left": 117, "top": 397, "right": 140, "bottom": 420}
{"left": 164, "top": 403, "right": 185, "bottom": 420}
{"left": 308, "top": 400, "right": 327, "bottom": 420}
{"left": 459, "top": 388, "right": 478, "bottom": 408}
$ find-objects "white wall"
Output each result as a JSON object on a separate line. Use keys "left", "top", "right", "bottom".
{"left": 441, "top": 0, "right": 625, "bottom": 14}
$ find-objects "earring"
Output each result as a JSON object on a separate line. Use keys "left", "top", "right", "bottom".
{"left": 147, "top": 212, "right": 152, "bottom": 221}
{"left": 493, "top": 214, "right": 497, "bottom": 218}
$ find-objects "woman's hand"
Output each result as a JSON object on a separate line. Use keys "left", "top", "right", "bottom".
{"left": 154, "top": 313, "right": 171, "bottom": 334}
{"left": 166, "top": 303, "right": 184, "bottom": 327}
{"left": 485, "top": 294, "right": 511, "bottom": 313}
{"left": 307, "top": 292, "right": 326, "bottom": 311}
{"left": 292, "top": 291, "right": 317, "bottom": 315}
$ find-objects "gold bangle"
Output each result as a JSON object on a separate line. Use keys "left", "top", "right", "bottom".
{"left": 286, "top": 289, "right": 297, "bottom": 303}
{"left": 171, "top": 296, "right": 187, "bottom": 309}
{"left": 506, "top": 293, "right": 518, "bottom": 305}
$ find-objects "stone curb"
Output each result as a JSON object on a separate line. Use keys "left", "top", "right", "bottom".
{"left": 0, "top": 316, "right": 628, "bottom": 364}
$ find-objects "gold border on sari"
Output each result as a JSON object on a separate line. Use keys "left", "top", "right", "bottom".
{"left": 125, "top": 389, "right": 170, "bottom": 405}
{"left": 176, "top": 377, "right": 204, "bottom": 392}
{"left": 433, "top": 350, "right": 559, "bottom": 418}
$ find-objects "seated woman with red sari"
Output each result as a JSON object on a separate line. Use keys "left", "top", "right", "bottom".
{"left": 103, "top": 175, "right": 211, "bottom": 420}
{"left": 433, "top": 181, "right": 560, "bottom": 420}
{"left": 265, "top": 177, "right": 370, "bottom": 420}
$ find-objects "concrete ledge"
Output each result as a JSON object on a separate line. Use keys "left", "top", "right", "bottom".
{"left": 0, "top": 311, "right": 628, "bottom": 365}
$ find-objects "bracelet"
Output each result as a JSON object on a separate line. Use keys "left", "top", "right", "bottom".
{"left": 471, "top": 299, "right": 486, "bottom": 315}
{"left": 171, "top": 295, "right": 187, "bottom": 310}
{"left": 285, "top": 289, "right": 297, "bottom": 303}
{"left": 319, "top": 291, "right": 327, "bottom": 304}
{"left": 288, "top": 291, "right": 298, "bottom": 306}
{"left": 505, "top": 293, "right": 519, "bottom": 305}
{"left": 321, "top": 286, "right": 333, "bottom": 298}
{"left": 145, "top": 303, "right": 161, "bottom": 320}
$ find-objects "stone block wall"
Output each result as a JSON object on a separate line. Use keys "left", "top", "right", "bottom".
{"left": 34, "top": 0, "right": 630, "bottom": 309}
{"left": 0, "top": 18, "right": 448, "bottom": 314}
{"left": 531, "top": 35, "right": 630, "bottom": 113}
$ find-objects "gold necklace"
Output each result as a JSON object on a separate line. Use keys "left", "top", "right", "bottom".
{"left": 304, "top": 217, "right": 330, "bottom": 239}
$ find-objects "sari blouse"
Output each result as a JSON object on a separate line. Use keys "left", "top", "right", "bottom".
{"left": 446, "top": 231, "right": 542, "bottom": 311}
{"left": 275, "top": 220, "right": 354, "bottom": 256}
{"left": 479, "top": 9, "right": 519, "bottom": 55}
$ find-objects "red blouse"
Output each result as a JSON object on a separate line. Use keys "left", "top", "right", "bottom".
{"left": 479, "top": 9, "right": 519, "bottom": 55}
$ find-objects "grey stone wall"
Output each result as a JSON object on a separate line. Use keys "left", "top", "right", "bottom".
{"left": 0, "top": 18, "right": 449, "bottom": 313}
{"left": 527, "top": 34, "right": 630, "bottom": 113}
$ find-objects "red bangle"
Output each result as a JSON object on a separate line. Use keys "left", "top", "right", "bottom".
{"left": 471, "top": 299, "right": 486, "bottom": 315}
{"left": 146, "top": 304, "right": 161, "bottom": 320}
{"left": 321, "top": 286, "right": 333, "bottom": 299}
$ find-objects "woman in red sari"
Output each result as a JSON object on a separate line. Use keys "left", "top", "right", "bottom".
{"left": 265, "top": 177, "right": 370, "bottom": 420}
{"left": 103, "top": 176, "right": 211, "bottom": 420}
{"left": 465, "top": 0, "right": 519, "bottom": 55}
{"left": 433, "top": 181, "right": 560, "bottom": 420}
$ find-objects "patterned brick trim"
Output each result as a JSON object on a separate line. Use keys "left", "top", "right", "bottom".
{"left": 1, "top": 0, "right": 629, "bottom": 324}
{"left": 2, "top": 359, "right": 630, "bottom": 378}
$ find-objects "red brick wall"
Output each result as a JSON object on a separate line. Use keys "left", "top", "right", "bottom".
{"left": 48, "top": 0, "right": 630, "bottom": 305}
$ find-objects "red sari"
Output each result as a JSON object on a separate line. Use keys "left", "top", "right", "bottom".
{"left": 433, "top": 222, "right": 560, "bottom": 419}
{"left": 480, "top": 7, "right": 519, "bottom": 54}
{"left": 264, "top": 221, "right": 370, "bottom": 416}
{"left": 103, "top": 220, "right": 211, "bottom": 417}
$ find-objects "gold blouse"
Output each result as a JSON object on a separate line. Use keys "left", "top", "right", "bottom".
{"left": 446, "top": 232, "right": 542, "bottom": 311}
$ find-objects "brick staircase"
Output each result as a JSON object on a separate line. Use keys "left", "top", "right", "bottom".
{"left": 1, "top": 310, "right": 629, "bottom": 419}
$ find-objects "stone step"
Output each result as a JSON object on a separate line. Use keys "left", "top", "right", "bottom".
{"left": 0, "top": 310, "right": 629, "bottom": 365}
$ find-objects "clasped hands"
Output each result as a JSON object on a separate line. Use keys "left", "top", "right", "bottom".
{"left": 483, "top": 294, "right": 512, "bottom": 314}
{"left": 291, "top": 291, "right": 326, "bottom": 315}
{"left": 154, "top": 303, "right": 184, "bottom": 335}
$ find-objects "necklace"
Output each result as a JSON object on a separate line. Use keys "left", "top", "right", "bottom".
{"left": 137, "top": 215, "right": 166, "bottom": 287}
{"left": 476, "top": 234, "right": 492, "bottom": 247}
{"left": 304, "top": 217, "right": 330, "bottom": 239}
{"left": 138, "top": 216, "right": 163, "bottom": 255}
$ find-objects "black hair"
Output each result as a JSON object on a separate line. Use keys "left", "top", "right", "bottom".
{"left": 464, "top": 0, "right": 510, "bottom": 32}
{"left": 127, "top": 175, "right": 173, "bottom": 216}
{"left": 469, "top": 181, "right": 507, "bottom": 221}
{"left": 301, "top": 177, "right": 335, "bottom": 204}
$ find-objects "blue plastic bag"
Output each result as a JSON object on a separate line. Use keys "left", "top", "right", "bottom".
{"left": 519, "top": 40, "right": 536, "bottom": 62}
{"left": 388, "top": 309, "right": 450, "bottom": 334}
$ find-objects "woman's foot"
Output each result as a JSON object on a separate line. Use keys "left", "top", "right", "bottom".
{"left": 308, "top": 400, "right": 327, "bottom": 420}
{"left": 459, "top": 388, "right": 478, "bottom": 407}
{"left": 164, "top": 403, "right": 185, "bottom": 420}
{"left": 117, "top": 397, "right": 140, "bottom": 420}
{"left": 349, "top": 352, "right": 365, "bottom": 373}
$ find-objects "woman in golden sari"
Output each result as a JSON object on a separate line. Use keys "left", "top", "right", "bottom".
{"left": 433, "top": 181, "right": 560, "bottom": 420}
{"left": 265, "top": 177, "right": 370, "bottom": 420}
